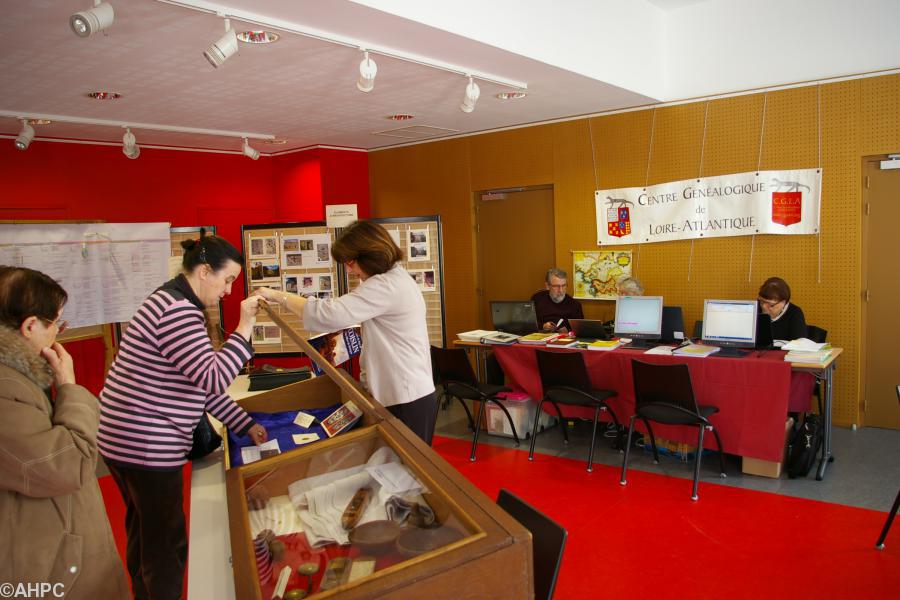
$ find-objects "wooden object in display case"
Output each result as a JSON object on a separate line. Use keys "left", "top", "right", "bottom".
{"left": 224, "top": 306, "right": 533, "bottom": 598}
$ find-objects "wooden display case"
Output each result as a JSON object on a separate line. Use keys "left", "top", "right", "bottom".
{"left": 223, "top": 308, "right": 533, "bottom": 598}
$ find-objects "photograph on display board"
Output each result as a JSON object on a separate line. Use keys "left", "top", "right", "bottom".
{"left": 284, "top": 275, "right": 298, "bottom": 294}
{"left": 409, "top": 269, "right": 436, "bottom": 292}
{"left": 249, "top": 236, "right": 278, "bottom": 258}
{"left": 299, "top": 239, "right": 314, "bottom": 251}
{"left": 252, "top": 282, "right": 282, "bottom": 292}
{"left": 284, "top": 253, "right": 303, "bottom": 268}
{"left": 282, "top": 237, "right": 300, "bottom": 252}
{"left": 319, "top": 275, "right": 332, "bottom": 291}
{"left": 317, "top": 291, "right": 333, "bottom": 300}
{"left": 316, "top": 243, "right": 330, "bottom": 263}
{"left": 250, "top": 261, "right": 281, "bottom": 281}
{"left": 301, "top": 275, "right": 315, "bottom": 291}
{"left": 252, "top": 323, "right": 282, "bottom": 344}
{"left": 408, "top": 229, "right": 430, "bottom": 261}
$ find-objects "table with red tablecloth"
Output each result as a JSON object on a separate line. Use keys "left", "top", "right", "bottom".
{"left": 492, "top": 345, "right": 794, "bottom": 463}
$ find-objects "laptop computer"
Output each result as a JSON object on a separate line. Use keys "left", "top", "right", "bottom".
{"left": 490, "top": 301, "right": 539, "bottom": 336}
{"left": 568, "top": 318, "right": 610, "bottom": 341}
{"left": 660, "top": 306, "right": 686, "bottom": 344}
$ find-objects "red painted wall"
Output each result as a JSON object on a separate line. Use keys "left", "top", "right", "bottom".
{"left": 0, "top": 141, "right": 369, "bottom": 388}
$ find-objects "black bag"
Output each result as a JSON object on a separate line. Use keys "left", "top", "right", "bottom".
{"left": 187, "top": 413, "right": 222, "bottom": 460}
{"left": 247, "top": 364, "right": 312, "bottom": 391}
{"left": 786, "top": 414, "right": 823, "bottom": 478}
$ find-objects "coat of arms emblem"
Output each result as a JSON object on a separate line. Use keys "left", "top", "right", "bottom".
{"left": 770, "top": 179, "right": 808, "bottom": 226}
{"left": 605, "top": 197, "right": 632, "bottom": 238}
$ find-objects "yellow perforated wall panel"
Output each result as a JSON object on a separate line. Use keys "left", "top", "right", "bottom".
{"left": 369, "top": 73, "right": 900, "bottom": 427}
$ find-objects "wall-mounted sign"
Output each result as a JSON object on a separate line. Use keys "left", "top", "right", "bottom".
{"left": 325, "top": 204, "right": 359, "bottom": 228}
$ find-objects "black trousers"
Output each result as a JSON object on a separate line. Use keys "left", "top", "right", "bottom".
{"left": 387, "top": 391, "right": 437, "bottom": 446}
{"left": 107, "top": 462, "right": 187, "bottom": 600}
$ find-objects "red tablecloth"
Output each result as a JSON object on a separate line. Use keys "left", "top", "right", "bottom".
{"left": 493, "top": 345, "right": 793, "bottom": 462}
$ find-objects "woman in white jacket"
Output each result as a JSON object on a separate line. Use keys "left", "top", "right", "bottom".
{"left": 255, "top": 220, "right": 437, "bottom": 444}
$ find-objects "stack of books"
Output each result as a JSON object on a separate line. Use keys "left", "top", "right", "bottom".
{"left": 517, "top": 332, "right": 561, "bottom": 345}
{"left": 546, "top": 336, "right": 579, "bottom": 348}
{"left": 782, "top": 338, "right": 833, "bottom": 363}
{"left": 585, "top": 339, "right": 623, "bottom": 352}
{"left": 672, "top": 343, "right": 721, "bottom": 357}
{"left": 480, "top": 331, "right": 520, "bottom": 345}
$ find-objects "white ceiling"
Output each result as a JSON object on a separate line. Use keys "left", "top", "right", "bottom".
{"left": 0, "top": 0, "right": 897, "bottom": 156}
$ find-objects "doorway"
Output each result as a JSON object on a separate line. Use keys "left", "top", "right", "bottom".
{"left": 475, "top": 186, "right": 556, "bottom": 329}
{"left": 861, "top": 156, "right": 900, "bottom": 429}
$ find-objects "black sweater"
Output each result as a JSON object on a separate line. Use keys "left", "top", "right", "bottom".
{"left": 770, "top": 302, "right": 807, "bottom": 341}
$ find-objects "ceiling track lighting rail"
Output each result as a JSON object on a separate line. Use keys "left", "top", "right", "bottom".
{"left": 1, "top": 110, "right": 275, "bottom": 158}
{"left": 153, "top": 0, "right": 527, "bottom": 91}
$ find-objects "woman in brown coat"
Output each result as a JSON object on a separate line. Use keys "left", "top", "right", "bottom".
{"left": 0, "top": 266, "right": 128, "bottom": 600}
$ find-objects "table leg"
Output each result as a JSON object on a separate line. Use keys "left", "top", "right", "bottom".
{"left": 474, "top": 346, "right": 487, "bottom": 384}
{"left": 816, "top": 364, "right": 835, "bottom": 480}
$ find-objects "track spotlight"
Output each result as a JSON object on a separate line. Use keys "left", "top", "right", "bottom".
{"left": 460, "top": 77, "right": 480, "bottom": 113}
{"left": 70, "top": 1, "right": 114, "bottom": 38}
{"left": 122, "top": 128, "right": 140, "bottom": 159}
{"left": 204, "top": 18, "right": 238, "bottom": 68}
{"left": 242, "top": 138, "right": 259, "bottom": 160}
{"left": 14, "top": 121, "right": 34, "bottom": 151}
{"left": 357, "top": 51, "right": 377, "bottom": 93}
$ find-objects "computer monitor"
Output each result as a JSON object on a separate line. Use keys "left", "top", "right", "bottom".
{"left": 660, "top": 306, "right": 686, "bottom": 344}
{"left": 701, "top": 300, "right": 758, "bottom": 351}
{"left": 568, "top": 318, "right": 610, "bottom": 341}
{"left": 490, "top": 301, "right": 539, "bottom": 336}
{"left": 614, "top": 296, "right": 664, "bottom": 347}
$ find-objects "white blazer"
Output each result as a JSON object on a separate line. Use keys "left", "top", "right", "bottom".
{"left": 303, "top": 263, "right": 434, "bottom": 407}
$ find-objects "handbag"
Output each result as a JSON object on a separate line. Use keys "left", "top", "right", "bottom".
{"left": 187, "top": 412, "right": 222, "bottom": 460}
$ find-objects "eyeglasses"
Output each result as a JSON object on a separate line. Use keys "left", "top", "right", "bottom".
{"left": 757, "top": 297, "right": 784, "bottom": 309}
{"left": 41, "top": 317, "right": 69, "bottom": 333}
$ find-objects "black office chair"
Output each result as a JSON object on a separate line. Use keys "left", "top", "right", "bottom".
{"left": 528, "top": 350, "right": 620, "bottom": 472}
{"left": 430, "top": 346, "right": 520, "bottom": 461}
{"left": 620, "top": 360, "right": 726, "bottom": 500}
{"left": 875, "top": 384, "right": 900, "bottom": 550}
{"left": 806, "top": 324, "right": 828, "bottom": 414}
{"left": 497, "top": 488, "right": 567, "bottom": 600}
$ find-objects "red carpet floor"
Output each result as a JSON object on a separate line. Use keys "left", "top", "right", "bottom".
{"left": 97, "top": 445, "right": 898, "bottom": 599}
{"left": 432, "top": 436, "right": 900, "bottom": 599}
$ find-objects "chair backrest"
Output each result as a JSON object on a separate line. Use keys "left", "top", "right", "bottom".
{"left": 430, "top": 346, "right": 478, "bottom": 387}
{"left": 535, "top": 350, "right": 591, "bottom": 392}
{"left": 807, "top": 324, "right": 828, "bottom": 344}
{"left": 497, "top": 489, "right": 567, "bottom": 600}
{"left": 631, "top": 360, "right": 698, "bottom": 414}
{"left": 693, "top": 319, "right": 703, "bottom": 339}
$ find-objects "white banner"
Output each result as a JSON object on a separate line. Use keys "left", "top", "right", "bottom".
{"left": 595, "top": 169, "right": 821, "bottom": 245}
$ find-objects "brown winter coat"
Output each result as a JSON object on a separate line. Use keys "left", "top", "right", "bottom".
{"left": 0, "top": 326, "right": 128, "bottom": 599}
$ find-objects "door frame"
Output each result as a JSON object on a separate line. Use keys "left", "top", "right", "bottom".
{"left": 473, "top": 184, "right": 555, "bottom": 329}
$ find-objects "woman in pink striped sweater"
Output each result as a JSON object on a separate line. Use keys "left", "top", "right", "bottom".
{"left": 99, "top": 232, "right": 267, "bottom": 600}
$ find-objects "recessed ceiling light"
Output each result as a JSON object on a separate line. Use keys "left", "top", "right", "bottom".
{"left": 262, "top": 139, "right": 287, "bottom": 145}
{"left": 386, "top": 114, "right": 415, "bottom": 121}
{"left": 87, "top": 91, "right": 122, "bottom": 100}
{"left": 496, "top": 91, "right": 527, "bottom": 100}
{"left": 27, "top": 119, "right": 52, "bottom": 125}
{"left": 237, "top": 30, "right": 280, "bottom": 44}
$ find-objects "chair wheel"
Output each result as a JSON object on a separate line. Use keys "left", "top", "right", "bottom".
{"left": 653, "top": 460, "right": 659, "bottom": 465}
{"left": 720, "top": 472, "right": 727, "bottom": 478}
{"left": 876, "top": 543, "right": 885, "bottom": 550}
{"left": 620, "top": 480, "right": 627, "bottom": 486}
{"left": 691, "top": 495, "right": 698, "bottom": 501}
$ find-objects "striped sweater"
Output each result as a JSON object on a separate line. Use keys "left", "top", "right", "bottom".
{"left": 99, "top": 288, "right": 255, "bottom": 470}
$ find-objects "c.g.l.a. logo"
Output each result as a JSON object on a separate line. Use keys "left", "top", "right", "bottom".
{"left": 770, "top": 179, "right": 808, "bottom": 226}
{"left": 605, "top": 197, "right": 632, "bottom": 238}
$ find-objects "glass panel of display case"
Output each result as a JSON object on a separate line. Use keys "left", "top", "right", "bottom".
{"left": 231, "top": 426, "right": 482, "bottom": 598}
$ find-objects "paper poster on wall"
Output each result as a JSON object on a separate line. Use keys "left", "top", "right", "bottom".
{"left": 408, "top": 229, "right": 430, "bottom": 261}
{"left": 388, "top": 229, "right": 402, "bottom": 248}
{"left": 250, "top": 260, "right": 280, "bottom": 282}
{"left": 572, "top": 251, "right": 632, "bottom": 300}
{"left": 284, "top": 275, "right": 299, "bottom": 294}
{"left": 325, "top": 204, "right": 358, "bottom": 228}
{"left": 252, "top": 322, "right": 282, "bottom": 344}
{"left": 249, "top": 236, "right": 278, "bottom": 258}
{"left": 251, "top": 282, "right": 281, "bottom": 292}
{"left": 409, "top": 269, "right": 435, "bottom": 292}
{"left": 299, "top": 273, "right": 333, "bottom": 294}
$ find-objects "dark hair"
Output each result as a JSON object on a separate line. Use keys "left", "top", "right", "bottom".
{"left": 181, "top": 228, "right": 243, "bottom": 273}
{"left": 331, "top": 220, "right": 403, "bottom": 276}
{"left": 758, "top": 277, "right": 791, "bottom": 302}
{"left": 0, "top": 266, "right": 68, "bottom": 329}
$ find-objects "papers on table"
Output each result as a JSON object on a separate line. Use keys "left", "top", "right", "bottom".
{"left": 241, "top": 439, "right": 281, "bottom": 464}
{"left": 672, "top": 343, "right": 721, "bottom": 357}
{"left": 366, "top": 462, "right": 423, "bottom": 495}
{"left": 781, "top": 338, "right": 833, "bottom": 363}
{"left": 643, "top": 345, "right": 677, "bottom": 355}
{"left": 781, "top": 338, "right": 829, "bottom": 352}
{"left": 457, "top": 329, "right": 495, "bottom": 343}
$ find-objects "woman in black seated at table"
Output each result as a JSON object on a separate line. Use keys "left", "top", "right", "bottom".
{"left": 758, "top": 276, "right": 814, "bottom": 413}
{"left": 758, "top": 276, "right": 807, "bottom": 341}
